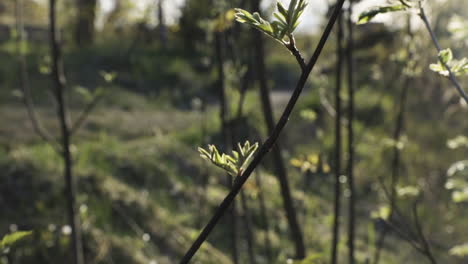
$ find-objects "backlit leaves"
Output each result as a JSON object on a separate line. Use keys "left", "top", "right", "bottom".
{"left": 371, "top": 205, "right": 390, "bottom": 220}
{"left": 99, "top": 71, "right": 117, "bottom": 83}
{"left": 447, "top": 136, "right": 468, "bottom": 149}
{"left": 439, "top": 48, "right": 453, "bottom": 65}
{"left": 430, "top": 49, "right": 468, "bottom": 77}
{"left": 198, "top": 141, "right": 259, "bottom": 176}
{"left": 234, "top": 0, "right": 308, "bottom": 43}
{"left": 449, "top": 243, "right": 468, "bottom": 257}
{"left": 446, "top": 160, "right": 468, "bottom": 203}
{"left": 447, "top": 161, "right": 468, "bottom": 178}
{"left": 396, "top": 185, "right": 420, "bottom": 198}
{"left": 290, "top": 153, "right": 330, "bottom": 174}
{"left": 357, "top": 5, "right": 407, "bottom": 25}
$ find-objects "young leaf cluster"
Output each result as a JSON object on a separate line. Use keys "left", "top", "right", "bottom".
{"left": 234, "top": 0, "right": 308, "bottom": 44}
{"left": 430, "top": 49, "right": 468, "bottom": 77}
{"left": 198, "top": 141, "right": 259, "bottom": 176}
{"left": 446, "top": 160, "right": 468, "bottom": 203}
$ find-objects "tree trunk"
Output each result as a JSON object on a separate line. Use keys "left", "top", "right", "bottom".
{"left": 240, "top": 190, "right": 257, "bottom": 264}
{"left": 255, "top": 172, "right": 274, "bottom": 262}
{"left": 76, "top": 0, "right": 97, "bottom": 46}
{"left": 372, "top": 17, "right": 412, "bottom": 264}
{"left": 251, "top": 0, "right": 305, "bottom": 259}
{"left": 157, "top": 0, "right": 167, "bottom": 47}
{"left": 49, "top": 1, "right": 85, "bottom": 264}
{"left": 331, "top": 10, "right": 343, "bottom": 264}
{"left": 346, "top": 3, "right": 355, "bottom": 264}
{"left": 215, "top": 30, "right": 239, "bottom": 264}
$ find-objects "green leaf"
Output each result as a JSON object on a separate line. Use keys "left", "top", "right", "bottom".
{"left": 99, "top": 71, "right": 117, "bottom": 83}
{"left": 300, "top": 109, "right": 317, "bottom": 121}
{"left": 357, "top": 5, "right": 407, "bottom": 24}
{"left": 439, "top": 48, "right": 453, "bottom": 65}
{"left": 74, "top": 86, "right": 93, "bottom": 102}
{"left": 235, "top": 9, "right": 274, "bottom": 37}
{"left": 452, "top": 189, "right": 468, "bottom": 203}
{"left": 430, "top": 57, "right": 468, "bottom": 77}
{"left": 450, "top": 243, "right": 468, "bottom": 257}
{"left": 451, "top": 57, "right": 468, "bottom": 76}
{"left": 397, "top": 185, "right": 420, "bottom": 197}
{"left": 445, "top": 178, "right": 467, "bottom": 190}
{"left": 290, "top": 0, "right": 308, "bottom": 32}
{"left": 447, "top": 160, "right": 468, "bottom": 177}
{"left": 277, "top": 2, "right": 288, "bottom": 19}
{"left": 447, "top": 136, "right": 468, "bottom": 149}
{"left": 371, "top": 205, "right": 390, "bottom": 220}
{"left": 0, "top": 231, "right": 32, "bottom": 249}
{"left": 287, "top": 0, "right": 299, "bottom": 24}
{"left": 429, "top": 63, "right": 448, "bottom": 76}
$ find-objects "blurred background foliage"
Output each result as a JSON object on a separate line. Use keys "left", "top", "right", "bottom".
{"left": 0, "top": 0, "right": 467, "bottom": 263}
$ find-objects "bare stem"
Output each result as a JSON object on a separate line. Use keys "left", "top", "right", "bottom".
{"left": 286, "top": 35, "right": 307, "bottom": 71}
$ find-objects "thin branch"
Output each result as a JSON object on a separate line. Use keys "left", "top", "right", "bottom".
{"left": 70, "top": 92, "right": 105, "bottom": 136}
{"left": 15, "top": 0, "right": 60, "bottom": 151}
{"left": 179, "top": 1, "right": 346, "bottom": 262}
{"left": 235, "top": 66, "right": 252, "bottom": 119}
{"left": 331, "top": 9, "right": 344, "bottom": 264}
{"left": 374, "top": 17, "right": 413, "bottom": 264}
{"left": 346, "top": 3, "right": 356, "bottom": 263}
{"left": 412, "top": 202, "right": 438, "bottom": 264}
{"left": 383, "top": 220, "right": 426, "bottom": 254}
{"left": 319, "top": 87, "right": 337, "bottom": 117}
{"left": 254, "top": 171, "right": 274, "bottom": 262}
{"left": 418, "top": 3, "right": 468, "bottom": 103}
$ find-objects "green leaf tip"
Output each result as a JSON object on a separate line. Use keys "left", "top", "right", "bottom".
{"left": 357, "top": 5, "right": 407, "bottom": 25}
{"left": 198, "top": 140, "right": 259, "bottom": 176}
{"left": 0, "top": 231, "right": 32, "bottom": 249}
{"left": 439, "top": 48, "right": 453, "bottom": 65}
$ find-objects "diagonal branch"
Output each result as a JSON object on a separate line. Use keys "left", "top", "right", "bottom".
{"left": 179, "top": 0, "right": 346, "bottom": 263}
{"left": 418, "top": 3, "right": 468, "bottom": 103}
{"left": 412, "top": 202, "right": 438, "bottom": 264}
{"left": 70, "top": 92, "right": 105, "bottom": 136}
